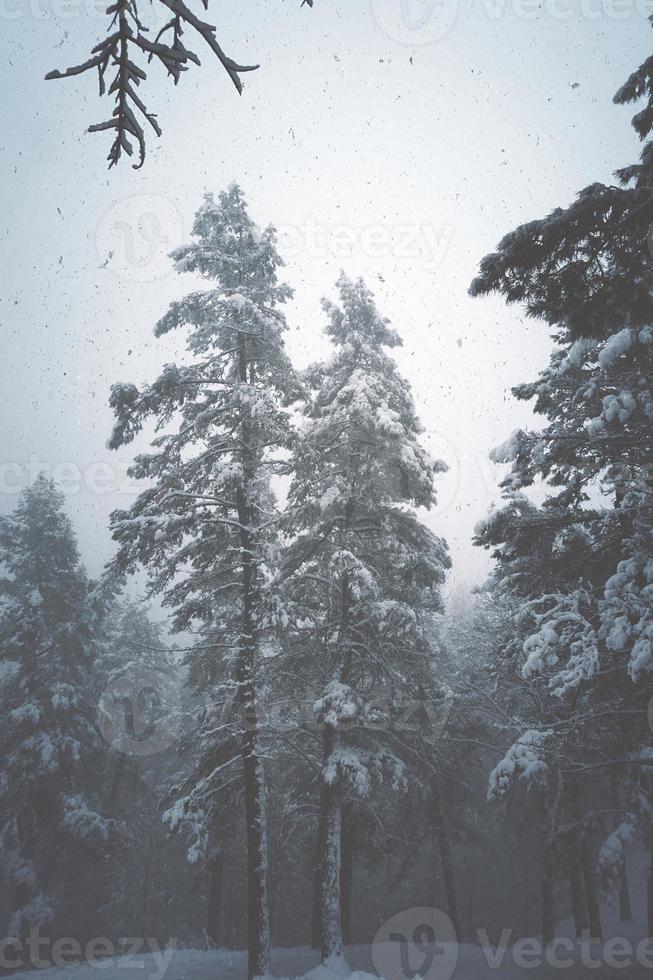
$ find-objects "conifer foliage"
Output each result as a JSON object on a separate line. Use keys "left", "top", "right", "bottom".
{"left": 46, "top": 1, "right": 315, "bottom": 168}
{"left": 0, "top": 476, "right": 114, "bottom": 940}
{"left": 108, "top": 184, "right": 298, "bottom": 979}
{"left": 471, "top": 26, "right": 653, "bottom": 918}
{"left": 280, "top": 275, "right": 450, "bottom": 969}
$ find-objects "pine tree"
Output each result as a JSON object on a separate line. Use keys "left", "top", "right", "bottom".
{"left": 279, "top": 275, "right": 450, "bottom": 969}
{"left": 470, "top": 27, "right": 653, "bottom": 926}
{"left": 108, "top": 184, "right": 298, "bottom": 980}
{"left": 0, "top": 475, "right": 114, "bottom": 941}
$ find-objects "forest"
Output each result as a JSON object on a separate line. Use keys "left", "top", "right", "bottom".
{"left": 2, "top": 3, "right": 653, "bottom": 980}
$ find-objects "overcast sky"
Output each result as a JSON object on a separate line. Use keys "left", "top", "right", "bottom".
{"left": 1, "top": 0, "right": 650, "bottom": 604}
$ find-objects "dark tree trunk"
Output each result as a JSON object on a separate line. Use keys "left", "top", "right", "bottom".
{"left": 320, "top": 726, "right": 344, "bottom": 966}
{"left": 468, "top": 857, "right": 477, "bottom": 932}
{"left": 340, "top": 802, "right": 353, "bottom": 946}
{"left": 580, "top": 836, "right": 603, "bottom": 941}
{"left": 568, "top": 857, "right": 589, "bottom": 938}
{"left": 311, "top": 785, "right": 327, "bottom": 951}
{"left": 238, "top": 668, "right": 270, "bottom": 980}
{"left": 235, "top": 334, "right": 271, "bottom": 980}
{"left": 568, "top": 778, "right": 602, "bottom": 942}
{"left": 541, "top": 849, "right": 554, "bottom": 945}
{"left": 207, "top": 852, "right": 224, "bottom": 946}
{"left": 608, "top": 774, "right": 632, "bottom": 922}
{"left": 618, "top": 861, "right": 633, "bottom": 923}
{"left": 432, "top": 777, "right": 462, "bottom": 940}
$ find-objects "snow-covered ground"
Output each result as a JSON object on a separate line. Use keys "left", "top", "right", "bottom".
{"left": 5, "top": 937, "right": 653, "bottom": 980}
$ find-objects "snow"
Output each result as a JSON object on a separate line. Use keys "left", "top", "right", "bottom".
{"left": 225, "top": 292, "right": 251, "bottom": 311}
{"left": 8, "top": 938, "right": 653, "bottom": 980}
{"left": 62, "top": 795, "right": 114, "bottom": 843}
{"left": 487, "top": 730, "right": 550, "bottom": 800}
{"left": 319, "top": 486, "right": 340, "bottom": 513}
{"left": 559, "top": 336, "right": 596, "bottom": 373}
{"left": 597, "top": 327, "right": 634, "bottom": 370}
{"left": 0, "top": 659, "right": 19, "bottom": 686}
{"left": 489, "top": 430, "right": 522, "bottom": 464}
{"left": 9, "top": 702, "right": 42, "bottom": 724}
{"left": 598, "top": 816, "right": 635, "bottom": 892}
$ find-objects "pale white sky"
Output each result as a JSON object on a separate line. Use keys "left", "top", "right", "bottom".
{"left": 0, "top": 0, "right": 649, "bottom": 599}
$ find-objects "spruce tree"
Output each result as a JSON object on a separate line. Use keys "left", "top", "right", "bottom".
{"left": 108, "top": 184, "right": 298, "bottom": 979}
{"left": 0, "top": 475, "right": 114, "bottom": 941}
{"left": 280, "top": 275, "right": 450, "bottom": 969}
{"left": 471, "top": 29, "right": 653, "bottom": 923}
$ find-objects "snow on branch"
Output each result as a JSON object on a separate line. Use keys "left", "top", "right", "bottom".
{"left": 487, "top": 730, "right": 550, "bottom": 801}
{"left": 46, "top": 0, "right": 313, "bottom": 168}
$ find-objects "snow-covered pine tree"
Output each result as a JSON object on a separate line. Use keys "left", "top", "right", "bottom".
{"left": 0, "top": 475, "right": 115, "bottom": 943}
{"left": 108, "top": 184, "right": 298, "bottom": 980}
{"left": 279, "top": 275, "right": 450, "bottom": 969}
{"left": 471, "top": 29, "right": 653, "bottom": 924}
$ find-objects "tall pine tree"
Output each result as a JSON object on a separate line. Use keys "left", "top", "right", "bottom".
{"left": 108, "top": 184, "right": 298, "bottom": 979}
{"left": 279, "top": 275, "right": 450, "bottom": 968}
{"left": 471, "top": 27, "right": 653, "bottom": 929}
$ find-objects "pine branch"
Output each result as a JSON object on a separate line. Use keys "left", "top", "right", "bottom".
{"left": 45, "top": 0, "right": 314, "bottom": 168}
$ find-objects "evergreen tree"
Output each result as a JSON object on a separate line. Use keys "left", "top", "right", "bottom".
{"left": 108, "top": 184, "right": 298, "bottom": 980}
{"left": 279, "top": 275, "right": 450, "bottom": 969}
{"left": 470, "top": 28, "right": 653, "bottom": 927}
{"left": 0, "top": 476, "right": 114, "bottom": 941}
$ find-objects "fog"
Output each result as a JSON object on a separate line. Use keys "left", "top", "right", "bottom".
{"left": 1, "top": 0, "right": 646, "bottom": 591}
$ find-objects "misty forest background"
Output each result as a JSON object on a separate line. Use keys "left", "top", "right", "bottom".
{"left": 2, "top": 8, "right": 653, "bottom": 978}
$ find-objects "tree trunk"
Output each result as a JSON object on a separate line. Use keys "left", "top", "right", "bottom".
{"left": 618, "top": 861, "right": 633, "bottom": 923}
{"left": 340, "top": 802, "right": 353, "bottom": 946}
{"left": 235, "top": 332, "right": 271, "bottom": 980}
{"left": 239, "top": 676, "right": 271, "bottom": 980}
{"left": 541, "top": 849, "right": 554, "bottom": 945}
{"left": 608, "top": 774, "right": 632, "bottom": 922}
{"left": 432, "top": 778, "right": 462, "bottom": 940}
{"left": 311, "top": 793, "right": 326, "bottom": 951}
{"left": 568, "top": 856, "right": 589, "bottom": 938}
{"left": 320, "top": 727, "right": 344, "bottom": 967}
{"left": 580, "top": 836, "right": 603, "bottom": 942}
{"left": 568, "top": 778, "right": 602, "bottom": 942}
{"left": 207, "top": 852, "right": 224, "bottom": 946}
